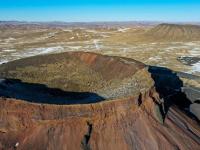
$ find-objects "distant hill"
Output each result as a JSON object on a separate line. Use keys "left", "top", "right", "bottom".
{"left": 145, "top": 23, "right": 200, "bottom": 42}
{"left": 106, "top": 23, "right": 200, "bottom": 44}
{"left": 0, "top": 20, "right": 158, "bottom": 28}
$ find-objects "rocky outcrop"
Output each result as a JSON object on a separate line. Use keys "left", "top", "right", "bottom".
{"left": 0, "top": 52, "right": 199, "bottom": 150}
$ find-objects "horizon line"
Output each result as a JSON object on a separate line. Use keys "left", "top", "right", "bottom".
{"left": 1, "top": 20, "right": 200, "bottom": 24}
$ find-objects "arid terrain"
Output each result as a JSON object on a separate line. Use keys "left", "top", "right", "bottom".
{"left": 0, "top": 22, "right": 200, "bottom": 149}
{"left": 0, "top": 22, "right": 200, "bottom": 76}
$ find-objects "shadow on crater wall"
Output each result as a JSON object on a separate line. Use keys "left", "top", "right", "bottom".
{"left": 0, "top": 78, "right": 105, "bottom": 105}
{"left": 148, "top": 66, "right": 199, "bottom": 121}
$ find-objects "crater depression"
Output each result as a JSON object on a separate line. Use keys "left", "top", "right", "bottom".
{"left": 0, "top": 52, "right": 151, "bottom": 104}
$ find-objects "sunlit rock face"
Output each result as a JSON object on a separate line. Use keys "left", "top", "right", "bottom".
{"left": 0, "top": 52, "right": 199, "bottom": 150}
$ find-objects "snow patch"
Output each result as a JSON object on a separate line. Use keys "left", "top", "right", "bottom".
{"left": 4, "top": 37, "right": 16, "bottom": 43}
{"left": 118, "top": 28, "right": 130, "bottom": 32}
{"left": 184, "top": 42, "right": 198, "bottom": 46}
{"left": 66, "top": 46, "right": 82, "bottom": 50}
{"left": 47, "top": 32, "right": 57, "bottom": 37}
{"left": 148, "top": 56, "right": 162, "bottom": 61}
{"left": 0, "top": 60, "right": 9, "bottom": 65}
{"left": 86, "top": 30, "right": 98, "bottom": 33}
{"left": 35, "top": 46, "right": 64, "bottom": 54}
{"left": 93, "top": 40, "right": 100, "bottom": 50}
{"left": 2, "top": 49, "right": 16, "bottom": 52}
{"left": 122, "top": 48, "right": 129, "bottom": 53}
{"left": 191, "top": 62, "right": 200, "bottom": 73}
{"left": 189, "top": 48, "right": 200, "bottom": 56}
{"left": 62, "top": 29, "right": 72, "bottom": 32}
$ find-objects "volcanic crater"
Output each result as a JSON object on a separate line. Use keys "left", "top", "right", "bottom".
{"left": 0, "top": 52, "right": 199, "bottom": 150}
{"left": 0, "top": 52, "right": 151, "bottom": 104}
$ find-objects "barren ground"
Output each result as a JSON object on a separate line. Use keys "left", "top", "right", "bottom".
{"left": 0, "top": 24, "right": 200, "bottom": 84}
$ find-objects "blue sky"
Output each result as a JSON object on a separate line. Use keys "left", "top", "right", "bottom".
{"left": 0, "top": 0, "right": 199, "bottom": 22}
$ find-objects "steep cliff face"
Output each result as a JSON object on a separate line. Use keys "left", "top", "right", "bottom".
{"left": 0, "top": 91, "right": 199, "bottom": 150}
{"left": 0, "top": 52, "right": 199, "bottom": 150}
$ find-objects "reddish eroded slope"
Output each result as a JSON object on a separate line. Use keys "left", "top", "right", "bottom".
{"left": 0, "top": 52, "right": 199, "bottom": 150}
{"left": 0, "top": 93, "right": 199, "bottom": 150}
{"left": 71, "top": 52, "right": 144, "bottom": 80}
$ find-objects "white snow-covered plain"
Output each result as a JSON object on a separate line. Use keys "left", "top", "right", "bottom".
{"left": 0, "top": 46, "right": 64, "bottom": 64}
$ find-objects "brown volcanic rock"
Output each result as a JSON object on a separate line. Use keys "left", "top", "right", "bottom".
{"left": 0, "top": 52, "right": 200, "bottom": 150}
